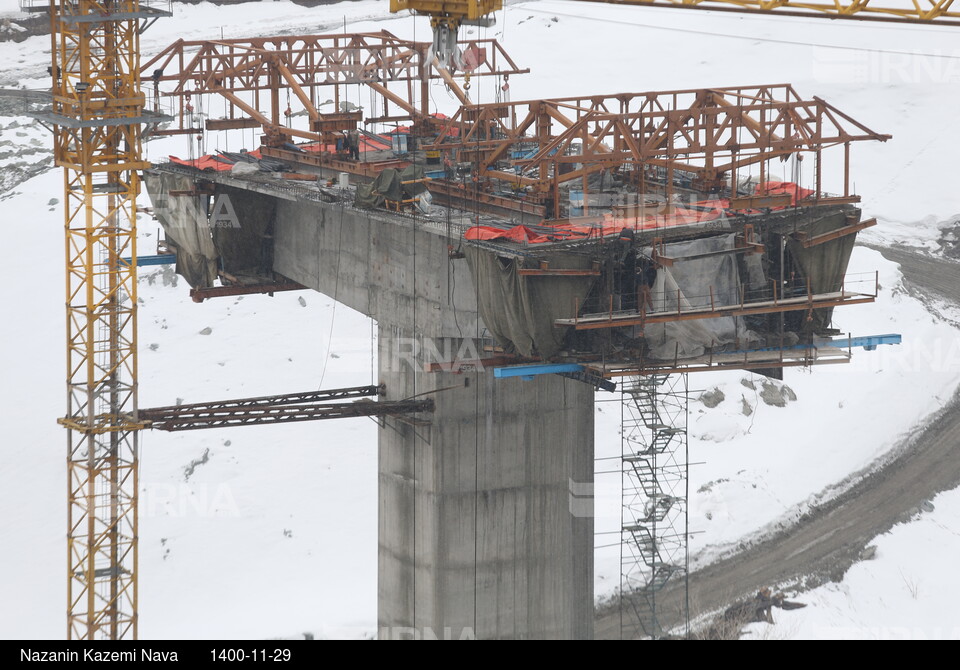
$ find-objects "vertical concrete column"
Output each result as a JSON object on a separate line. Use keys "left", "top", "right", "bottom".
{"left": 377, "top": 326, "right": 595, "bottom": 640}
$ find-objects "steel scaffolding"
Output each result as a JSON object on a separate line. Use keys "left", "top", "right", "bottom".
{"left": 30, "top": 0, "right": 171, "bottom": 640}
{"left": 620, "top": 373, "right": 689, "bottom": 639}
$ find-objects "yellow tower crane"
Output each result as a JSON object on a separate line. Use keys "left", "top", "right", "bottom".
{"left": 391, "top": 0, "right": 960, "bottom": 56}
{"left": 28, "top": 0, "right": 170, "bottom": 640}
{"left": 391, "top": 0, "right": 503, "bottom": 66}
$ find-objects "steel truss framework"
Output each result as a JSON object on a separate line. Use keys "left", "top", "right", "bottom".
{"left": 143, "top": 35, "right": 891, "bottom": 223}
{"left": 621, "top": 374, "right": 689, "bottom": 640}
{"left": 39, "top": 0, "right": 169, "bottom": 641}
{"left": 142, "top": 30, "right": 527, "bottom": 144}
{"left": 138, "top": 385, "right": 436, "bottom": 431}
{"left": 427, "top": 85, "right": 890, "bottom": 208}
{"left": 142, "top": 400, "right": 435, "bottom": 431}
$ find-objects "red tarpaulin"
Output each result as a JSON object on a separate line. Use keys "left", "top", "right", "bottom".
{"left": 464, "top": 182, "right": 813, "bottom": 244}
{"left": 169, "top": 150, "right": 262, "bottom": 171}
{"left": 169, "top": 155, "right": 234, "bottom": 171}
{"left": 762, "top": 181, "right": 815, "bottom": 205}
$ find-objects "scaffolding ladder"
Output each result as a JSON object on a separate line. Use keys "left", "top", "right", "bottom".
{"left": 620, "top": 373, "right": 690, "bottom": 639}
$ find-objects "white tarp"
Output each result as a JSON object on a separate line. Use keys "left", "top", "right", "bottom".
{"left": 644, "top": 233, "right": 759, "bottom": 359}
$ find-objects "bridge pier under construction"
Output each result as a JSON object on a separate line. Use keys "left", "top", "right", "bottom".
{"left": 259, "top": 183, "right": 596, "bottom": 638}
{"left": 142, "top": 37, "right": 891, "bottom": 636}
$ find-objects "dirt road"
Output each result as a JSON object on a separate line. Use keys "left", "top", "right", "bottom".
{"left": 869, "top": 244, "right": 960, "bottom": 307}
{"left": 596, "top": 245, "right": 960, "bottom": 639}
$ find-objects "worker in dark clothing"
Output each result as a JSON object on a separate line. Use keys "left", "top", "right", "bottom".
{"left": 348, "top": 129, "right": 361, "bottom": 161}
{"left": 443, "top": 154, "right": 454, "bottom": 180}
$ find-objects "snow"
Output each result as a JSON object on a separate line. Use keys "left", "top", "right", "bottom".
{"left": 0, "top": 1, "right": 23, "bottom": 18}
{"left": 745, "top": 486, "right": 960, "bottom": 640}
{"left": 1, "top": 0, "right": 959, "bottom": 639}
{"left": 134, "top": 272, "right": 379, "bottom": 640}
{"left": 859, "top": 213, "right": 960, "bottom": 253}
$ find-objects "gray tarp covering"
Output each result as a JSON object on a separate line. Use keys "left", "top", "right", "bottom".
{"left": 742, "top": 244, "right": 767, "bottom": 291}
{"left": 143, "top": 171, "right": 218, "bottom": 289}
{"left": 465, "top": 247, "right": 597, "bottom": 358}
{"left": 645, "top": 233, "right": 758, "bottom": 359}
{"left": 786, "top": 211, "right": 857, "bottom": 333}
{"left": 210, "top": 184, "right": 276, "bottom": 279}
{"left": 354, "top": 165, "right": 426, "bottom": 209}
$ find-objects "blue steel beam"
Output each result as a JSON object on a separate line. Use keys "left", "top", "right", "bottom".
{"left": 493, "top": 362, "right": 584, "bottom": 381}
{"left": 492, "top": 334, "right": 901, "bottom": 381}
{"left": 737, "top": 333, "right": 902, "bottom": 354}
{"left": 119, "top": 254, "right": 176, "bottom": 267}
{"left": 835, "top": 334, "right": 901, "bottom": 351}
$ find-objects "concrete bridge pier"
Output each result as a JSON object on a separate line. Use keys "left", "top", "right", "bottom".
{"left": 377, "top": 327, "right": 595, "bottom": 640}
{"left": 264, "top": 197, "right": 595, "bottom": 638}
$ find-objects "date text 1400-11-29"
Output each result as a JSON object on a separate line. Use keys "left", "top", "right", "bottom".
{"left": 211, "top": 649, "right": 293, "bottom": 662}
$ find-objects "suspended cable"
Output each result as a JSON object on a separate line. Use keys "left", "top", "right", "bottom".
{"left": 317, "top": 204, "right": 344, "bottom": 390}
{"left": 524, "top": 6, "right": 960, "bottom": 59}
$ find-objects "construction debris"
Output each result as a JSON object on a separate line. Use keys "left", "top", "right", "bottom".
{"left": 723, "top": 589, "right": 807, "bottom": 626}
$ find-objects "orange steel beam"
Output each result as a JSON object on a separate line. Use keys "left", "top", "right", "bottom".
{"left": 274, "top": 60, "right": 320, "bottom": 122}
{"left": 517, "top": 269, "right": 602, "bottom": 276}
{"left": 143, "top": 30, "right": 528, "bottom": 140}
{"left": 258, "top": 146, "right": 412, "bottom": 178}
{"left": 429, "top": 84, "right": 889, "bottom": 211}
{"left": 791, "top": 217, "right": 878, "bottom": 248}
{"left": 588, "top": 354, "right": 852, "bottom": 379}
{"left": 559, "top": 292, "right": 877, "bottom": 330}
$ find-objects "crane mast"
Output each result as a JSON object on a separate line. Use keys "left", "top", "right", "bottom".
{"left": 36, "top": 0, "right": 168, "bottom": 640}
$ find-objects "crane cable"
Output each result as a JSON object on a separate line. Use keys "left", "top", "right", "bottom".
{"left": 523, "top": 6, "right": 960, "bottom": 59}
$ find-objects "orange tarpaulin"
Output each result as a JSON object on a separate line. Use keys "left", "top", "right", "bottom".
{"left": 464, "top": 206, "right": 726, "bottom": 244}
{"left": 464, "top": 182, "right": 813, "bottom": 244}
{"left": 169, "top": 155, "right": 234, "bottom": 171}
{"left": 169, "top": 150, "right": 262, "bottom": 171}
{"left": 762, "top": 181, "right": 815, "bottom": 205}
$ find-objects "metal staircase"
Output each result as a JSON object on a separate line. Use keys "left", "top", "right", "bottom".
{"left": 620, "top": 374, "right": 690, "bottom": 639}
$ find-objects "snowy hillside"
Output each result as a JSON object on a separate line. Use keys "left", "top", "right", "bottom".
{"left": 1, "top": 0, "right": 959, "bottom": 639}
{"left": 745, "top": 485, "right": 960, "bottom": 640}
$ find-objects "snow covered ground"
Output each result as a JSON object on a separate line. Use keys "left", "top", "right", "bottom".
{"left": 744, "top": 485, "right": 960, "bottom": 640}
{"left": 1, "top": 0, "right": 959, "bottom": 639}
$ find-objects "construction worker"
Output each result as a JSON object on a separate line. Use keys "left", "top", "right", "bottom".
{"left": 348, "top": 129, "right": 361, "bottom": 161}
